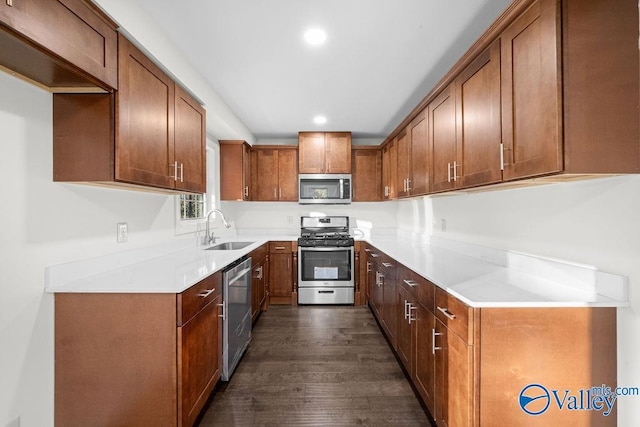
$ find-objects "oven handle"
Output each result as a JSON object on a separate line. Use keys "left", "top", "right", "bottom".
{"left": 299, "top": 247, "right": 354, "bottom": 252}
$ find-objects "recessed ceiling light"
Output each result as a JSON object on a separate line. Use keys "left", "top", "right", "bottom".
{"left": 313, "top": 115, "right": 327, "bottom": 125}
{"left": 304, "top": 28, "right": 327, "bottom": 46}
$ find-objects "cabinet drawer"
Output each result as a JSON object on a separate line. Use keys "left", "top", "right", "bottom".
{"left": 269, "top": 241, "right": 292, "bottom": 253}
{"left": 398, "top": 267, "right": 434, "bottom": 312}
{"left": 177, "top": 271, "right": 222, "bottom": 326}
{"left": 435, "top": 287, "right": 473, "bottom": 344}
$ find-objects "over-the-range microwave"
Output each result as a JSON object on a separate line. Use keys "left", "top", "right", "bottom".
{"left": 298, "top": 174, "right": 351, "bottom": 204}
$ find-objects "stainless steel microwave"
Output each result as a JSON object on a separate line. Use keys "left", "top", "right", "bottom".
{"left": 298, "top": 174, "right": 351, "bottom": 204}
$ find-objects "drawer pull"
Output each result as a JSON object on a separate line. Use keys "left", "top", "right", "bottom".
{"left": 274, "top": 246, "right": 286, "bottom": 250}
{"left": 364, "top": 248, "right": 371, "bottom": 252}
{"left": 403, "top": 279, "right": 417, "bottom": 287}
{"left": 198, "top": 288, "right": 215, "bottom": 298}
{"left": 366, "top": 262, "right": 371, "bottom": 273}
{"left": 217, "top": 302, "right": 226, "bottom": 320}
{"left": 382, "top": 262, "right": 393, "bottom": 268}
{"left": 432, "top": 328, "right": 443, "bottom": 354}
{"left": 318, "top": 290, "right": 335, "bottom": 294}
{"left": 371, "top": 253, "right": 380, "bottom": 258}
{"left": 404, "top": 300, "right": 409, "bottom": 319}
{"left": 7, "top": 0, "right": 13, "bottom": 6}
{"left": 408, "top": 305, "right": 416, "bottom": 324}
{"left": 437, "top": 306, "right": 456, "bottom": 320}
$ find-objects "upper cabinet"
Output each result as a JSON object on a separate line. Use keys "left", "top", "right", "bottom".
{"left": 220, "top": 141, "right": 251, "bottom": 201}
{"left": 0, "top": 0, "right": 118, "bottom": 90}
{"left": 500, "top": 0, "right": 561, "bottom": 180}
{"left": 53, "top": 34, "right": 206, "bottom": 194}
{"left": 352, "top": 147, "right": 382, "bottom": 201}
{"left": 252, "top": 147, "right": 298, "bottom": 201}
{"left": 382, "top": 0, "right": 639, "bottom": 199}
{"left": 381, "top": 139, "right": 397, "bottom": 200}
{"left": 299, "top": 132, "right": 352, "bottom": 174}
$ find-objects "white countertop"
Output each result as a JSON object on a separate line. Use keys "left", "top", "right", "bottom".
{"left": 45, "top": 231, "right": 628, "bottom": 308}
{"left": 365, "top": 235, "right": 628, "bottom": 308}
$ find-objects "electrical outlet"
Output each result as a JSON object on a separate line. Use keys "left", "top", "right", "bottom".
{"left": 117, "top": 223, "right": 128, "bottom": 243}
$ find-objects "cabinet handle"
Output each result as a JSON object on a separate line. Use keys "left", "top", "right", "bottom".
{"left": 404, "top": 300, "right": 409, "bottom": 320}
{"left": 500, "top": 142, "right": 505, "bottom": 170}
{"left": 364, "top": 248, "right": 371, "bottom": 253}
{"left": 255, "top": 266, "right": 263, "bottom": 280}
{"left": 382, "top": 262, "right": 393, "bottom": 268}
{"left": 437, "top": 306, "right": 456, "bottom": 320}
{"left": 180, "top": 163, "right": 184, "bottom": 182}
{"left": 501, "top": 143, "right": 513, "bottom": 167}
{"left": 406, "top": 178, "right": 411, "bottom": 191}
{"left": 447, "top": 162, "right": 452, "bottom": 182}
{"left": 198, "top": 288, "right": 215, "bottom": 298}
{"left": 403, "top": 279, "right": 417, "bottom": 287}
{"left": 366, "top": 262, "right": 371, "bottom": 273}
{"left": 217, "top": 302, "right": 226, "bottom": 320}
{"left": 171, "top": 161, "right": 179, "bottom": 181}
{"left": 432, "top": 328, "right": 442, "bottom": 354}
{"left": 408, "top": 305, "right": 417, "bottom": 324}
{"left": 453, "top": 161, "right": 459, "bottom": 182}
{"left": 7, "top": 0, "right": 13, "bottom": 6}
{"left": 274, "top": 246, "right": 286, "bottom": 250}
{"left": 279, "top": 188, "right": 282, "bottom": 199}
{"left": 244, "top": 186, "right": 249, "bottom": 198}
{"left": 371, "top": 253, "right": 379, "bottom": 258}
{"left": 384, "top": 185, "right": 389, "bottom": 197}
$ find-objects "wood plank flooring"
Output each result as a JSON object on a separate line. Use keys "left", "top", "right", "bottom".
{"left": 197, "top": 305, "right": 434, "bottom": 426}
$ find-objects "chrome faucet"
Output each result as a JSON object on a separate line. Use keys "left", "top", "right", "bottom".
{"left": 203, "top": 208, "right": 231, "bottom": 245}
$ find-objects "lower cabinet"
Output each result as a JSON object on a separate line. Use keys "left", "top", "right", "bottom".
{"left": 367, "top": 243, "right": 617, "bottom": 427}
{"left": 250, "top": 243, "right": 269, "bottom": 323}
{"left": 269, "top": 241, "right": 295, "bottom": 304}
{"left": 54, "top": 272, "right": 223, "bottom": 427}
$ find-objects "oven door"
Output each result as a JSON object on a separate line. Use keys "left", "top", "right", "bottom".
{"left": 298, "top": 247, "right": 354, "bottom": 288}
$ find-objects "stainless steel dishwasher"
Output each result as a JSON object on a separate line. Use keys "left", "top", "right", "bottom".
{"left": 221, "top": 255, "right": 252, "bottom": 381}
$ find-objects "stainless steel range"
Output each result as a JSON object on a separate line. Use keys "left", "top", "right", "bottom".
{"left": 297, "top": 216, "right": 355, "bottom": 304}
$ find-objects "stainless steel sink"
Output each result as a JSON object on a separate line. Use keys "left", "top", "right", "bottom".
{"left": 205, "top": 241, "right": 255, "bottom": 251}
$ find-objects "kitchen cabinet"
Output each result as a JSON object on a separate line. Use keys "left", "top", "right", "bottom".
{"left": 370, "top": 251, "right": 397, "bottom": 347}
{"left": 269, "top": 241, "right": 295, "bottom": 305}
{"left": 352, "top": 147, "right": 382, "bottom": 201}
{"left": 54, "top": 272, "right": 223, "bottom": 426}
{"left": 429, "top": 85, "right": 457, "bottom": 193}
{"left": 220, "top": 141, "right": 251, "bottom": 200}
{"left": 53, "top": 34, "right": 206, "bottom": 194}
{"left": 249, "top": 243, "right": 269, "bottom": 323}
{"left": 298, "top": 131, "right": 352, "bottom": 174}
{"left": 433, "top": 287, "right": 474, "bottom": 427}
{"left": 395, "top": 109, "right": 429, "bottom": 198}
{"left": 252, "top": 147, "right": 298, "bottom": 201}
{"left": 454, "top": 39, "right": 502, "bottom": 189}
{"left": 381, "top": 139, "right": 397, "bottom": 200}
{"left": 381, "top": 0, "right": 639, "bottom": 197}
{"left": 500, "top": 0, "right": 561, "bottom": 180}
{"left": 0, "top": 0, "right": 118, "bottom": 90}
{"left": 366, "top": 243, "right": 616, "bottom": 426}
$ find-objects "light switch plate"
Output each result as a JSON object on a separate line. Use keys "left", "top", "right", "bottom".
{"left": 117, "top": 223, "right": 128, "bottom": 243}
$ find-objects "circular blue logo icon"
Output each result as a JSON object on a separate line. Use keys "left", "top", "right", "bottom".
{"left": 519, "top": 384, "right": 551, "bottom": 415}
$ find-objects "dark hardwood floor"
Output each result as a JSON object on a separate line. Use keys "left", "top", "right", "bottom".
{"left": 197, "top": 305, "right": 434, "bottom": 426}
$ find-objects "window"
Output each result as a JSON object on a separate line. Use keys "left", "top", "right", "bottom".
{"left": 175, "top": 144, "right": 218, "bottom": 234}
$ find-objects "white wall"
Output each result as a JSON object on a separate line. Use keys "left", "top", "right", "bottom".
{"left": 397, "top": 176, "right": 640, "bottom": 425}
{"left": 0, "top": 72, "right": 189, "bottom": 426}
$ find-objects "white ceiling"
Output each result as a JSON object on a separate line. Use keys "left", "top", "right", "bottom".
{"left": 133, "top": 0, "right": 513, "bottom": 141}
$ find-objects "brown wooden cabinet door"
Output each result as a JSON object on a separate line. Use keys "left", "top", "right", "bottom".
{"left": 434, "top": 319, "right": 473, "bottom": 427}
{"left": 269, "top": 253, "right": 292, "bottom": 298}
{"left": 277, "top": 148, "right": 298, "bottom": 201}
{"left": 352, "top": 148, "right": 382, "bottom": 201}
{"left": 414, "top": 303, "right": 435, "bottom": 415}
{"left": 174, "top": 85, "right": 206, "bottom": 193}
{"left": 220, "top": 141, "right": 250, "bottom": 200}
{"left": 395, "top": 132, "right": 410, "bottom": 198}
{"left": 178, "top": 294, "right": 221, "bottom": 427}
{"left": 0, "top": 0, "right": 118, "bottom": 89}
{"left": 325, "top": 132, "right": 352, "bottom": 173}
{"left": 409, "top": 110, "right": 429, "bottom": 195}
{"left": 429, "top": 85, "right": 457, "bottom": 193}
{"left": 382, "top": 141, "right": 397, "bottom": 200}
{"left": 370, "top": 264, "right": 384, "bottom": 319}
{"left": 396, "top": 287, "right": 412, "bottom": 373}
{"left": 116, "top": 34, "right": 175, "bottom": 189}
{"left": 381, "top": 269, "right": 397, "bottom": 348}
{"left": 501, "top": 0, "right": 561, "bottom": 180}
{"left": 455, "top": 39, "right": 502, "bottom": 189}
{"left": 298, "top": 132, "right": 326, "bottom": 173}
{"left": 255, "top": 149, "right": 279, "bottom": 201}
{"left": 251, "top": 258, "right": 266, "bottom": 322}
